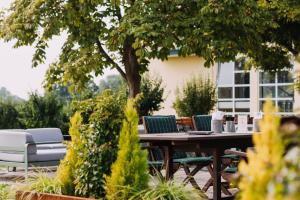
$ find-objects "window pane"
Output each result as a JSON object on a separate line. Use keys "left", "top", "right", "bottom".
{"left": 235, "top": 108, "right": 250, "bottom": 112}
{"left": 235, "top": 72, "right": 250, "bottom": 84}
{"left": 278, "top": 71, "right": 293, "bottom": 83}
{"left": 259, "top": 72, "right": 275, "bottom": 84}
{"left": 260, "top": 86, "right": 275, "bottom": 98}
{"left": 235, "top": 101, "right": 250, "bottom": 112}
{"left": 218, "top": 101, "right": 233, "bottom": 112}
{"left": 235, "top": 87, "right": 250, "bottom": 98}
{"left": 234, "top": 59, "right": 245, "bottom": 71}
{"left": 278, "top": 85, "right": 294, "bottom": 98}
{"left": 218, "top": 87, "right": 232, "bottom": 99}
{"left": 235, "top": 101, "right": 250, "bottom": 108}
{"left": 278, "top": 100, "right": 293, "bottom": 112}
{"left": 218, "top": 62, "right": 234, "bottom": 85}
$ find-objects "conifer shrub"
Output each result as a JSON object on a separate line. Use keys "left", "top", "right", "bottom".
{"left": 238, "top": 100, "right": 300, "bottom": 200}
{"left": 173, "top": 77, "right": 216, "bottom": 117}
{"left": 105, "top": 100, "right": 149, "bottom": 200}
{"left": 56, "top": 112, "right": 83, "bottom": 195}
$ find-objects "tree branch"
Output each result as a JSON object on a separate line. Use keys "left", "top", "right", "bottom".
{"left": 96, "top": 39, "right": 127, "bottom": 80}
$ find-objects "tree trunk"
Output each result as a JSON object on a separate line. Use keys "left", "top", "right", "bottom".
{"left": 123, "top": 38, "right": 141, "bottom": 99}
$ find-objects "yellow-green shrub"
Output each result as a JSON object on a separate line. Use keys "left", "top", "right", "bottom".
{"left": 238, "top": 100, "right": 300, "bottom": 200}
{"left": 105, "top": 100, "right": 149, "bottom": 200}
{"left": 56, "top": 112, "right": 83, "bottom": 195}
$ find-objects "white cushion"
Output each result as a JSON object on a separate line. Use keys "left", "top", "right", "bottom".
{"left": 0, "top": 148, "right": 66, "bottom": 162}
{"left": 36, "top": 143, "right": 66, "bottom": 150}
{"left": 0, "top": 131, "right": 37, "bottom": 154}
{"left": 25, "top": 128, "right": 63, "bottom": 143}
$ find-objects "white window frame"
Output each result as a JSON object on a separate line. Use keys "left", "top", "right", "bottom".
{"left": 217, "top": 61, "right": 251, "bottom": 115}
{"left": 259, "top": 70, "right": 294, "bottom": 114}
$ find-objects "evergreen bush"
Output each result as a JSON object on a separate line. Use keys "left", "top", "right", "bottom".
{"left": 238, "top": 100, "right": 300, "bottom": 200}
{"left": 105, "top": 100, "right": 149, "bottom": 200}
{"left": 138, "top": 74, "right": 165, "bottom": 117}
{"left": 173, "top": 77, "right": 216, "bottom": 117}
{"left": 18, "top": 92, "right": 69, "bottom": 133}
{"left": 97, "top": 74, "right": 165, "bottom": 118}
{"left": 56, "top": 112, "right": 84, "bottom": 195}
{"left": 0, "top": 101, "right": 22, "bottom": 129}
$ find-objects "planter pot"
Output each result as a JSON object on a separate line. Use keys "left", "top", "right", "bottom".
{"left": 176, "top": 117, "right": 194, "bottom": 130}
{"left": 16, "top": 191, "right": 95, "bottom": 200}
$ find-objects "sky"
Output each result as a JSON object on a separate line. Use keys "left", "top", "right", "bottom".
{"left": 0, "top": 1, "right": 117, "bottom": 99}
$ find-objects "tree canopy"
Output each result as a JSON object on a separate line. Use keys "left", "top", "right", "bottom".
{"left": 1, "top": 0, "right": 299, "bottom": 98}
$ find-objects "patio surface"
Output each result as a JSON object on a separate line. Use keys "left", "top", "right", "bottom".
{"left": 0, "top": 167, "right": 238, "bottom": 199}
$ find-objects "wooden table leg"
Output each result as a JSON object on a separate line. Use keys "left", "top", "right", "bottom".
{"left": 213, "top": 148, "right": 221, "bottom": 200}
{"left": 164, "top": 145, "right": 174, "bottom": 180}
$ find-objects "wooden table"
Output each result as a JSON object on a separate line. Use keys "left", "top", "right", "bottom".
{"left": 139, "top": 132, "right": 254, "bottom": 200}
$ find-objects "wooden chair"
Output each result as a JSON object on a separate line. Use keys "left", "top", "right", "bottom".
{"left": 143, "top": 115, "right": 212, "bottom": 190}
{"left": 192, "top": 115, "right": 240, "bottom": 195}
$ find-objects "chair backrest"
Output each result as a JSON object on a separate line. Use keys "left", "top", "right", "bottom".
{"left": 143, "top": 115, "right": 186, "bottom": 159}
{"left": 143, "top": 115, "right": 178, "bottom": 134}
{"left": 192, "top": 115, "right": 212, "bottom": 131}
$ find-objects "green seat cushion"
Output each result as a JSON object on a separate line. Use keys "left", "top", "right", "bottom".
{"left": 174, "top": 156, "right": 213, "bottom": 165}
{"left": 224, "top": 167, "right": 238, "bottom": 173}
{"left": 148, "top": 160, "right": 164, "bottom": 167}
{"left": 222, "top": 154, "right": 239, "bottom": 160}
{"left": 193, "top": 115, "right": 212, "bottom": 131}
{"left": 144, "top": 115, "right": 178, "bottom": 133}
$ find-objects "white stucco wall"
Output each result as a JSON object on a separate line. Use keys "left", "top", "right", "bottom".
{"left": 148, "top": 56, "right": 217, "bottom": 115}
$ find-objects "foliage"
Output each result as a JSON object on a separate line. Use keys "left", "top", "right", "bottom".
{"left": 105, "top": 100, "right": 149, "bottom": 200}
{"left": 16, "top": 171, "right": 63, "bottom": 200}
{"left": 173, "top": 77, "right": 216, "bottom": 117}
{"left": 2, "top": 1, "right": 299, "bottom": 100}
{"left": 97, "top": 74, "right": 165, "bottom": 118}
{"left": 237, "top": 100, "right": 300, "bottom": 200}
{"left": 18, "top": 92, "right": 69, "bottom": 133}
{"left": 238, "top": 100, "right": 284, "bottom": 200}
{"left": 131, "top": 179, "right": 207, "bottom": 200}
{"left": 0, "top": 101, "right": 22, "bottom": 129}
{"left": 56, "top": 112, "right": 83, "bottom": 195}
{"left": 0, "top": 184, "right": 10, "bottom": 200}
{"left": 99, "top": 75, "right": 126, "bottom": 94}
{"left": 138, "top": 74, "right": 165, "bottom": 117}
{"left": 73, "top": 90, "right": 125, "bottom": 198}
{"left": 53, "top": 81, "right": 100, "bottom": 102}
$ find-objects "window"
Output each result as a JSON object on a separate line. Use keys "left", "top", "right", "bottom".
{"left": 217, "top": 60, "right": 250, "bottom": 114}
{"left": 259, "top": 70, "right": 294, "bottom": 113}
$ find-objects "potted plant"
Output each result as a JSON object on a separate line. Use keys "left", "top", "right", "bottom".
{"left": 173, "top": 77, "right": 216, "bottom": 130}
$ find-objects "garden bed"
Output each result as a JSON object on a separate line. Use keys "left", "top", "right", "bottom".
{"left": 16, "top": 191, "right": 95, "bottom": 200}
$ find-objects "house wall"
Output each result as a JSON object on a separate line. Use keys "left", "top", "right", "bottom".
{"left": 149, "top": 55, "right": 300, "bottom": 116}
{"left": 148, "top": 56, "right": 217, "bottom": 115}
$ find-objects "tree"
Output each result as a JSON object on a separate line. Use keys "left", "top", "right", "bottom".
{"left": 0, "top": 87, "right": 23, "bottom": 103}
{"left": 1, "top": 0, "right": 300, "bottom": 101}
{"left": 126, "top": 0, "right": 300, "bottom": 71}
{"left": 98, "top": 75, "right": 125, "bottom": 93}
{"left": 0, "top": 102, "right": 22, "bottom": 129}
{"left": 18, "top": 92, "right": 69, "bottom": 133}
